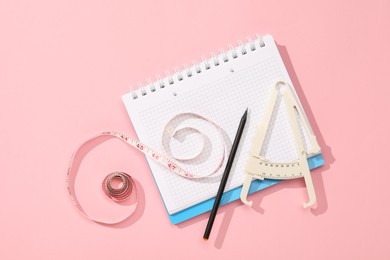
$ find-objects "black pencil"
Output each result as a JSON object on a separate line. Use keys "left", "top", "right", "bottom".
{"left": 203, "top": 108, "right": 248, "bottom": 241}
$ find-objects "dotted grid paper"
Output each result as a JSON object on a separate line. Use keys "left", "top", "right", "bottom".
{"left": 137, "top": 56, "right": 314, "bottom": 214}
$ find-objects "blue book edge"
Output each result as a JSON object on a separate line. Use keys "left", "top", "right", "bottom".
{"left": 168, "top": 153, "right": 325, "bottom": 224}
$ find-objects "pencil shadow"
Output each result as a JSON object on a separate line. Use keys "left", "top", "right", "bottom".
{"left": 68, "top": 135, "right": 146, "bottom": 228}
{"left": 176, "top": 195, "right": 239, "bottom": 249}
{"left": 213, "top": 200, "right": 239, "bottom": 249}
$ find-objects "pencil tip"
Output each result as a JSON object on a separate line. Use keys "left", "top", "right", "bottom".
{"left": 244, "top": 108, "right": 248, "bottom": 116}
{"left": 203, "top": 238, "right": 208, "bottom": 241}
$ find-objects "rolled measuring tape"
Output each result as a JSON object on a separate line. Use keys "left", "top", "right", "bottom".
{"left": 66, "top": 113, "right": 227, "bottom": 224}
{"left": 102, "top": 171, "right": 134, "bottom": 201}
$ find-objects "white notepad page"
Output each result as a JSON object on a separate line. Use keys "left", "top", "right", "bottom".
{"left": 122, "top": 35, "right": 319, "bottom": 214}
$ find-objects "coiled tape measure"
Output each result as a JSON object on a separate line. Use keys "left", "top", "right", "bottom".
{"left": 66, "top": 113, "right": 227, "bottom": 224}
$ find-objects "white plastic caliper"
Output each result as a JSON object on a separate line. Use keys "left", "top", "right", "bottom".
{"left": 240, "top": 80, "right": 321, "bottom": 208}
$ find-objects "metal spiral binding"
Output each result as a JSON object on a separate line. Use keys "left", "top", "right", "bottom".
{"left": 184, "top": 64, "right": 192, "bottom": 77}
{"left": 147, "top": 78, "right": 156, "bottom": 92}
{"left": 202, "top": 55, "right": 211, "bottom": 70}
{"left": 129, "top": 34, "right": 265, "bottom": 100}
{"left": 157, "top": 74, "right": 165, "bottom": 89}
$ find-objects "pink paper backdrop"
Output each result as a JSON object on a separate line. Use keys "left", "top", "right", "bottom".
{"left": 1, "top": 0, "right": 390, "bottom": 259}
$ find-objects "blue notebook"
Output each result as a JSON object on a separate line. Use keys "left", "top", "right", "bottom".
{"left": 122, "top": 34, "right": 324, "bottom": 224}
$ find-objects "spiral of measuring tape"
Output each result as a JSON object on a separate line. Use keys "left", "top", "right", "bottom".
{"left": 102, "top": 172, "right": 134, "bottom": 201}
{"left": 67, "top": 113, "right": 227, "bottom": 224}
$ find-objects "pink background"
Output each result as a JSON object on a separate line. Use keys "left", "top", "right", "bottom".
{"left": 1, "top": 0, "right": 390, "bottom": 259}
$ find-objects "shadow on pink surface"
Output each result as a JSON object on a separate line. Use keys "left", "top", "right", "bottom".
{"left": 177, "top": 43, "right": 335, "bottom": 249}
{"left": 242, "top": 44, "right": 335, "bottom": 217}
{"left": 277, "top": 43, "right": 335, "bottom": 216}
{"left": 67, "top": 135, "right": 146, "bottom": 228}
{"left": 100, "top": 177, "right": 146, "bottom": 229}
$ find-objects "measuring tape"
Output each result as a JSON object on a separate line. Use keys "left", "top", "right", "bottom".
{"left": 66, "top": 113, "right": 227, "bottom": 224}
{"left": 240, "top": 80, "right": 321, "bottom": 208}
{"left": 102, "top": 171, "right": 135, "bottom": 201}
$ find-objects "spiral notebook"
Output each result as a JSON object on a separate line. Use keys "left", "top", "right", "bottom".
{"left": 122, "top": 34, "right": 324, "bottom": 224}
